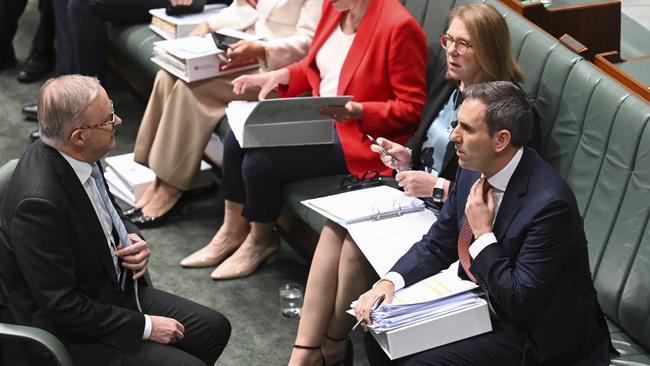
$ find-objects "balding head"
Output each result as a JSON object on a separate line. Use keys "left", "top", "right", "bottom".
{"left": 37, "top": 75, "right": 101, "bottom": 145}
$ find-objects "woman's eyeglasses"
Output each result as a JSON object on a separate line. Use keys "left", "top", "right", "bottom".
{"left": 440, "top": 34, "right": 472, "bottom": 55}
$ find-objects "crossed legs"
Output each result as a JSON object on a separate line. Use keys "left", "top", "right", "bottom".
{"left": 288, "top": 220, "right": 377, "bottom": 365}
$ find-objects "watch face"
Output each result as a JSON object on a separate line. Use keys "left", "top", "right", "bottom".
{"left": 432, "top": 187, "right": 443, "bottom": 203}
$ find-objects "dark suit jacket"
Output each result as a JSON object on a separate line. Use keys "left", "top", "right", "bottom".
{"left": 279, "top": 0, "right": 428, "bottom": 177}
{"left": 392, "top": 148, "right": 611, "bottom": 366}
{"left": 0, "top": 140, "right": 145, "bottom": 366}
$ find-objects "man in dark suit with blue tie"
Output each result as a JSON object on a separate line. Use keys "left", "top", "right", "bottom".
{"left": 0, "top": 75, "right": 230, "bottom": 365}
{"left": 356, "top": 81, "right": 613, "bottom": 366}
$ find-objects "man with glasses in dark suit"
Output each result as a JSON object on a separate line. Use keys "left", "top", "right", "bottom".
{"left": 0, "top": 74, "right": 231, "bottom": 366}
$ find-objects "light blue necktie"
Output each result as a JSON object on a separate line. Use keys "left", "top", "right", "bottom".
{"left": 91, "top": 163, "right": 142, "bottom": 312}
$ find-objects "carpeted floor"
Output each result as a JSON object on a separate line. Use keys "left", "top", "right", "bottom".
{"left": 0, "top": 1, "right": 371, "bottom": 365}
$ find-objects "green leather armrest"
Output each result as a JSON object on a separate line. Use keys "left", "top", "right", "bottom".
{"left": 0, "top": 323, "right": 73, "bottom": 366}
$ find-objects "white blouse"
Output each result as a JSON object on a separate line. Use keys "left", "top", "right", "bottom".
{"left": 315, "top": 23, "right": 355, "bottom": 96}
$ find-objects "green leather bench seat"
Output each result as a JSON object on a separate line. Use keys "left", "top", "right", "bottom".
{"left": 108, "top": 24, "right": 163, "bottom": 96}
{"left": 105, "top": 0, "right": 650, "bottom": 363}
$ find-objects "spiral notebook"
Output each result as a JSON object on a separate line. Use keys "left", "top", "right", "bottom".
{"left": 302, "top": 185, "right": 425, "bottom": 225}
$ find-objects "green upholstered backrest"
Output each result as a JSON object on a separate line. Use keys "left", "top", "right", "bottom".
{"left": 490, "top": 2, "right": 650, "bottom": 351}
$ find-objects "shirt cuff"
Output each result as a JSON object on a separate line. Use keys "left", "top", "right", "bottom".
{"left": 142, "top": 314, "right": 152, "bottom": 340}
{"left": 380, "top": 272, "right": 405, "bottom": 291}
{"left": 469, "top": 232, "right": 497, "bottom": 259}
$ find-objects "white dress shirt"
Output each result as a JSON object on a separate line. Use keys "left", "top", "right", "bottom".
{"left": 58, "top": 151, "right": 152, "bottom": 340}
{"left": 382, "top": 148, "right": 524, "bottom": 291}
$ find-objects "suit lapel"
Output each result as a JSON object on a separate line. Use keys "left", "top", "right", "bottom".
{"left": 337, "top": 0, "right": 383, "bottom": 95}
{"left": 492, "top": 150, "right": 532, "bottom": 241}
{"left": 41, "top": 143, "right": 119, "bottom": 286}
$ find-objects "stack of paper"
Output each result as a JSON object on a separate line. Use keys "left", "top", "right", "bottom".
{"left": 302, "top": 185, "right": 425, "bottom": 225}
{"left": 149, "top": 4, "right": 226, "bottom": 40}
{"left": 365, "top": 265, "right": 482, "bottom": 333}
{"left": 103, "top": 153, "right": 212, "bottom": 207}
{"left": 151, "top": 30, "right": 261, "bottom": 82}
{"left": 349, "top": 264, "right": 492, "bottom": 359}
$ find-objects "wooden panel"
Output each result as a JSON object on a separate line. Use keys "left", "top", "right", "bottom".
{"left": 500, "top": 0, "right": 620, "bottom": 60}
{"left": 594, "top": 51, "right": 650, "bottom": 102}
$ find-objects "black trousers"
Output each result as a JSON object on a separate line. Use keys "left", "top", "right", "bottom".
{"left": 221, "top": 130, "right": 348, "bottom": 222}
{"left": 1, "top": 285, "right": 230, "bottom": 366}
{"left": 363, "top": 319, "right": 526, "bottom": 366}
{"left": 0, "top": 0, "right": 27, "bottom": 59}
{"left": 120, "top": 286, "right": 231, "bottom": 366}
{"left": 52, "top": 0, "right": 167, "bottom": 77}
{"left": 31, "top": 0, "right": 56, "bottom": 59}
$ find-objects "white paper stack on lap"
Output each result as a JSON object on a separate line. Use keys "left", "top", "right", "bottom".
{"left": 151, "top": 30, "right": 261, "bottom": 82}
{"left": 352, "top": 264, "right": 492, "bottom": 359}
{"left": 366, "top": 265, "right": 482, "bottom": 332}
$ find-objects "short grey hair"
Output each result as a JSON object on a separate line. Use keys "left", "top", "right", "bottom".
{"left": 462, "top": 81, "right": 533, "bottom": 147}
{"left": 37, "top": 75, "right": 101, "bottom": 144}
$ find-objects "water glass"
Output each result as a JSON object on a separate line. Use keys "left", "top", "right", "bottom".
{"left": 279, "top": 283, "right": 303, "bottom": 318}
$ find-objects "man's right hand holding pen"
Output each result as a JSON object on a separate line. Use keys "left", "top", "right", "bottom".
{"left": 353, "top": 280, "right": 396, "bottom": 331}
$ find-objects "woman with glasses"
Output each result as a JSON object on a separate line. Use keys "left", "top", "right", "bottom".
{"left": 286, "top": 4, "right": 535, "bottom": 365}
{"left": 179, "top": 0, "right": 427, "bottom": 287}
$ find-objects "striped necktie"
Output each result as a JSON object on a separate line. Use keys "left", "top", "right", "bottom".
{"left": 457, "top": 178, "right": 493, "bottom": 283}
{"left": 91, "top": 163, "right": 142, "bottom": 312}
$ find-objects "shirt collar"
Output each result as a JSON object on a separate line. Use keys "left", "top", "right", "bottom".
{"left": 58, "top": 150, "right": 93, "bottom": 185}
{"left": 483, "top": 147, "right": 523, "bottom": 192}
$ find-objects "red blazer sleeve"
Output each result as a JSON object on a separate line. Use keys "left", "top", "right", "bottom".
{"left": 360, "top": 18, "right": 427, "bottom": 136}
{"left": 278, "top": 61, "right": 312, "bottom": 97}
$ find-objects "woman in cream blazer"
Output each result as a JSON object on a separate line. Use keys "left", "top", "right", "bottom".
{"left": 130, "top": 0, "right": 321, "bottom": 226}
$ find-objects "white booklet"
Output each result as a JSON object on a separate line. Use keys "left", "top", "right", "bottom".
{"left": 225, "top": 96, "right": 352, "bottom": 148}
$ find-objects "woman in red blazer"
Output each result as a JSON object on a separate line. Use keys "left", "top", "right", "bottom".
{"left": 180, "top": 0, "right": 427, "bottom": 284}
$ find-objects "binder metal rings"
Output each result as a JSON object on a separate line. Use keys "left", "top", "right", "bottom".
{"left": 369, "top": 201, "right": 403, "bottom": 221}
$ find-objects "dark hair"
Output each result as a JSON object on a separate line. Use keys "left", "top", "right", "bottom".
{"left": 462, "top": 81, "right": 532, "bottom": 147}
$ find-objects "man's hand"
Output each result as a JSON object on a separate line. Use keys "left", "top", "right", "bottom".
{"left": 354, "top": 280, "right": 394, "bottom": 329}
{"left": 232, "top": 68, "right": 290, "bottom": 100}
{"left": 189, "top": 21, "right": 211, "bottom": 37}
{"left": 396, "top": 171, "right": 437, "bottom": 197}
{"left": 369, "top": 137, "right": 412, "bottom": 171}
{"left": 218, "top": 40, "right": 266, "bottom": 67}
{"left": 149, "top": 316, "right": 184, "bottom": 344}
{"left": 115, "top": 234, "right": 150, "bottom": 280}
{"left": 465, "top": 178, "right": 495, "bottom": 238}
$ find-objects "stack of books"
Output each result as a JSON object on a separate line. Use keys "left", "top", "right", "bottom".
{"left": 103, "top": 153, "right": 213, "bottom": 207}
{"left": 149, "top": 4, "right": 226, "bottom": 40}
{"left": 151, "top": 29, "right": 261, "bottom": 82}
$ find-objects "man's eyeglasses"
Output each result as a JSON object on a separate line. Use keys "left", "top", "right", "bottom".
{"left": 440, "top": 34, "right": 473, "bottom": 55}
{"left": 69, "top": 100, "right": 116, "bottom": 139}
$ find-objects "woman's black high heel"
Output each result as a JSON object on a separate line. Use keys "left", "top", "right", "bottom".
{"left": 130, "top": 193, "right": 191, "bottom": 228}
{"left": 290, "top": 344, "right": 324, "bottom": 366}
{"left": 325, "top": 334, "right": 354, "bottom": 366}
